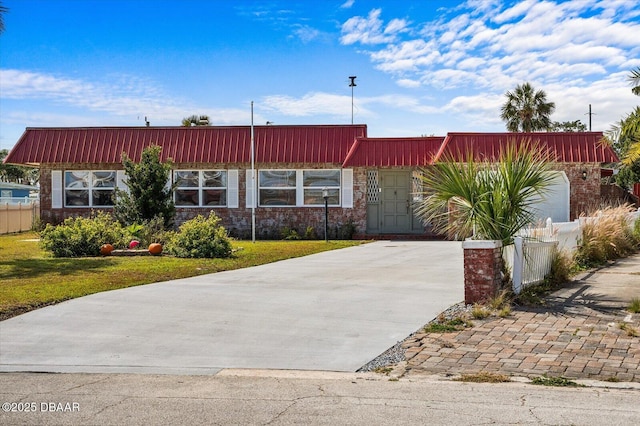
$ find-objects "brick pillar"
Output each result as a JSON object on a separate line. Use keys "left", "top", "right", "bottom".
{"left": 461, "top": 240, "right": 503, "bottom": 304}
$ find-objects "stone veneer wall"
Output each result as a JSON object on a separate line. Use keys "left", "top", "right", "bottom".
{"left": 555, "top": 163, "right": 602, "bottom": 220}
{"left": 38, "top": 163, "right": 367, "bottom": 238}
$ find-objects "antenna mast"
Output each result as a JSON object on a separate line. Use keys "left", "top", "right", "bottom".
{"left": 349, "top": 76, "right": 357, "bottom": 125}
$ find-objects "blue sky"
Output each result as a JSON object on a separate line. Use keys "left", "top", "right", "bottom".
{"left": 1, "top": 0, "right": 639, "bottom": 151}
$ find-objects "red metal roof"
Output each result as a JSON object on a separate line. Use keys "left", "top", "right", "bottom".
{"left": 4, "top": 125, "right": 368, "bottom": 166}
{"left": 342, "top": 137, "right": 445, "bottom": 167}
{"left": 434, "top": 132, "right": 619, "bottom": 163}
{"left": 4, "top": 127, "right": 619, "bottom": 167}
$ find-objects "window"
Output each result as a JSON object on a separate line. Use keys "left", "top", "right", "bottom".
{"left": 303, "top": 170, "right": 340, "bottom": 206}
{"left": 64, "top": 171, "right": 115, "bottom": 207}
{"left": 257, "top": 169, "right": 341, "bottom": 207}
{"left": 174, "top": 170, "right": 227, "bottom": 206}
{"left": 259, "top": 170, "right": 296, "bottom": 206}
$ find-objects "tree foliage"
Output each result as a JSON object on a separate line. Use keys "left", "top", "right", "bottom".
{"left": 550, "top": 120, "right": 587, "bottom": 132}
{"left": 0, "top": 149, "right": 39, "bottom": 184}
{"left": 181, "top": 114, "right": 210, "bottom": 126}
{"left": 414, "top": 141, "right": 555, "bottom": 245}
{"left": 630, "top": 67, "right": 640, "bottom": 97}
{"left": 500, "top": 82, "right": 556, "bottom": 132}
{"left": 113, "top": 145, "right": 175, "bottom": 228}
{"left": 606, "top": 68, "right": 640, "bottom": 189}
{"left": 0, "top": 1, "right": 8, "bottom": 35}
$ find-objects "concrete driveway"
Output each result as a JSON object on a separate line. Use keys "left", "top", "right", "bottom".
{"left": 0, "top": 241, "right": 463, "bottom": 374}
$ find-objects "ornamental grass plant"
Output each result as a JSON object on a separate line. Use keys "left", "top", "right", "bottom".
{"left": 574, "top": 205, "right": 640, "bottom": 268}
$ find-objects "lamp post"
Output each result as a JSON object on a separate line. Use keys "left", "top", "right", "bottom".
{"left": 322, "top": 187, "right": 329, "bottom": 242}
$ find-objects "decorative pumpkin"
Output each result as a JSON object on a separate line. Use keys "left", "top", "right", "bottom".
{"left": 148, "top": 243, "right": 163, "bottom": 255}
{"left": 100, "top": 244, "right": 114, "bottom": 256}
{"left": 129, "top": 240, "right": 140, "bottom": 249}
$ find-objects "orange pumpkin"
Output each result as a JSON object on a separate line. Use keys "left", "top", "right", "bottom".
{"left": 148, "top": 243, "right": 163, "bottom": 255}
{"left": 100, "top": 243, "right": 114, "bottom": 256}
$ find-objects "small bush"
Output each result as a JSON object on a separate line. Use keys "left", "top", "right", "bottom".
{"left": 546, "top": 248, "right": 573, "bottom": 286}
{"left": 281, "top": 226, "right": 301, "bottom": 240}
{"left": 166, "top": 212, "right": 232, "bottom": 258}
{"left": 40, "top": 211, "right": 127, "bottom": 257}
{"left": 629, "top": 298, "right": 640, "bottom": 314}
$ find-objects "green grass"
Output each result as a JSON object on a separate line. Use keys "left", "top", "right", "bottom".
{"left": 423, "top": 317, "right": 473, "bottom": 333}
{"left": 0, "top": 232, "right": 365, "bottom": 320}
{"left": 629, "top": 298, "right": 640, "bottom": 314}
{"left": 530, "top": 375, "right": 582, "bottom": 387}
{"left": 455, "top": 372, "right": 511, "bottom": 383}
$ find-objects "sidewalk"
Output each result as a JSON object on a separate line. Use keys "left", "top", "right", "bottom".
{"left": 398, "top": 253, "right": 640, "bottom": 382}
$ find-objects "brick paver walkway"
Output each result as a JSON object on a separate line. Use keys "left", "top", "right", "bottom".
{"left": 399, "top": 256, "right": 640, "bottom": 382}
{"left": 402, "top": 307, "right": 639, "bottom": 381}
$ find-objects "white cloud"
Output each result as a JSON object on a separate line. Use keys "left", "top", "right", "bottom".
{"left": 339, "top": 1, "right": 640, "bottom": 132}
{"left": 340, "top": 9, "right": 400, "bottom": 45}
{"left": 0, "top": 68, "right": 252, "bottom": 129}
{"left": 340, "top": 0, "right": 355, "bottom": 9}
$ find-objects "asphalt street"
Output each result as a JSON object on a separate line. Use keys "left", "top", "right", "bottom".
{"left": 1, "top": 371, "right": 639, "bottom": 425}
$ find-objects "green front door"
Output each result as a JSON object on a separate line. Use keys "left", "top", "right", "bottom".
{"left": 380, "top": 171, "right": 411, "bottom": 233}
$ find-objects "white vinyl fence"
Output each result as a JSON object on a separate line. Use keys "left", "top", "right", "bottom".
{"left": 504, "top": 208, "right": 640, "bottom": 294}
{"left": 0, "top": 201, "right": 40, "bottom": 234}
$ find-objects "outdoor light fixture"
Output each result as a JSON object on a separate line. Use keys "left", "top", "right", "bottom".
{"left": 582, "top": 170, "right": 588, "bottom": 180}
{"left": 322, "top": 187, "right": 329, "bottom": 242}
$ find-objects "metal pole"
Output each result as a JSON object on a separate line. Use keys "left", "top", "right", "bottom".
{"left": 349, "top": 76, "right": 357, "bottom": 125}
{"left": 251, "top": 101, "right": 256, "bottom": 243}
{"left": 324, "top": 196, "right": 329, "bottom": 242}
{"left": 588, "top": 104, "right": 592, "bottom": 131}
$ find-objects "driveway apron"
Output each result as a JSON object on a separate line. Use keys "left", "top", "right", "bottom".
{"left": 0, "top": 241, "right": 463, "bottom": 374}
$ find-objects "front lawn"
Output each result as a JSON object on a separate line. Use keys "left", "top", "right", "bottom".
{"left": 0, "top": 232, "right": 364, "bottom": 320}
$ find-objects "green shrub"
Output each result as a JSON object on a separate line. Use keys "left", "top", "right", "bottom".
{"left": 40, "top": 211, "right": 126, "bottom": 257}
{"left": 167, "top": 212, "right": 232, "bottom": 258}
{"left": 126, "top": 218, "right": 172, "bottom": 247}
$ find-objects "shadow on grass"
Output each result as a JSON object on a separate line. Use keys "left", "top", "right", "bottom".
{"left": 0, "top": 257, "right": 116, "bottom": 280}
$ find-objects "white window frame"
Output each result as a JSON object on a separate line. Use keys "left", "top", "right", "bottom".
{"left": 257, "top": 169, "right": 343, "bottom": 207}
{"left": 63, "top": 170, "right": 116, "bottom": 208}
{"left": 258, "top": 169, "right": 297, "bottom": 207}
{"left": 302, "top": 169, "right": 341, "bottom": 207}
{"left": 174, "top": 170, "right": 228, "bottom": 207}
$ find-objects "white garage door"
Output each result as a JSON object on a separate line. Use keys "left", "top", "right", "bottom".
{"left": 531, "top": 171, "right": 570, "bottom": 223}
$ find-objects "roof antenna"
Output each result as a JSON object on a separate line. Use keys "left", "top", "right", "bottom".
{"left": 585, "top": 104, "right": 595, "bottom": 131}
{"left": 348, "top": 76, "right": 357, "bottom": 125}
{"left": 145, "top": 116, "right": 150, "bottom": 127}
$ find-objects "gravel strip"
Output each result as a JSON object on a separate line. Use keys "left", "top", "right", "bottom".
{"left": 357, "top": 302, "right": 472, "bottom": 372}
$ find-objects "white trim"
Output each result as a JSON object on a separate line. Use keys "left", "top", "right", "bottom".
{"left": 296, "top": 170, "right": 304, "bottom": 206}
{"left": 173, "top": 170, "right": 228, "bottom": 207}
{"left": 341, "top": 169, "right": 353, "bottom": 208}
{"left": 51, "top": 170, "right": 62, "bottom": 209}
{"left": 462, "top": 240, "right": 502, "bottom": 249}
{"left": 246, "top": 169, "right": 256, "bottom": 208}
{"left": 116, "top": 170, "right": 128, "bottom": 192}
{"left": 227, "top": 170, "right": 239, "bottom": 208}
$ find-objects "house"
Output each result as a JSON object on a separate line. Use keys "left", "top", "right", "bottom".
{"left": 3, "top": 125, "right": 619, "bottom": 238}
{"left": 0, "top": 181, "right": 39, "bottom": 203}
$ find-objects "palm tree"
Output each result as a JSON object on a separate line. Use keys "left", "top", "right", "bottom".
{"left": 608, "top": 68, "right": 640, "bottom": 189}
{"left": 0, "top": 1, "right": 8, "bottom": 34}
{"left": 500, "top": 83, "right": 556, "bottom": 132}
{"left": 414, "top": 140, "right": 555, "bottom": 246}
{"left": 181, "top": 115, "right": 210, "bottom": 126}
{"left": 630, "top": 67, "right": 640, "bottom": 96}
